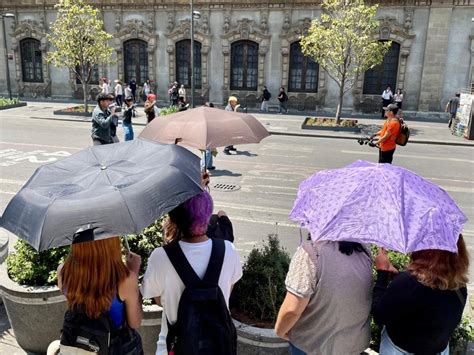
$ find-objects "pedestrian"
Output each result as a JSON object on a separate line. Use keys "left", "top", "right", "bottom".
{"left": 170, "top": 81, "right": 179, "bottom": 106}
{"left": 394, "top": 88, "right": 403, "bottom": 109}
{"left": 381, "top": 85, "right": 393, "bottom": 118}
{"left": 141, "top": 192, "right": 242, "bottom": 355}
{"left": 446, "top": 92, "right": 461, "bottom": 130}
{"left": 114, "top": 80, "right": 123, "bottom": 107}
{"left": 129, "top": 78, "right": 137, "bottom": 103}
{"left": 58, "top": 233, "right": 143, "bottom": 354}
{"left": 144, "top": 93, "right": 160, "bottom": 124}
{"left": 201, "top": 102, "right": 216, "bottom": 170}
{"left": 100, "top": 77, "right": 109, "bottom": 94}
{"left": 122, "top": 96, "right": 135, "bottom": 141}
{"left": 373, "top": 103, "right": 400, "bottom": 164}
{"left": 224, "top": 96, "right": 240, "bottom": 154}
{"left": 124, "top": 83, "right": 132, "bottom": 99}
{"left": 91, "top": 93, "right": 119, "bottom": 145}
{"left": 372, "top": 235, "right": 469, "bottom": 354}
{"left": 178, "top": 84, "right": 187, "bottom": 104}
{"left": 260, "top": 86, "right": 271, "bottom": 112}
{"left": 275, "top": 240, "right": 372, "bottom": 354}
{"left": 277, "top": 87, "right": 289, "bottom": 114}
{"left": 143, "top": 80, "right": 151, "bottom": 97}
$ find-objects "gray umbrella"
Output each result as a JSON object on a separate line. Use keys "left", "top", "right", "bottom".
{"left": 0, "top": 139, "right": 203, "bottom": 251}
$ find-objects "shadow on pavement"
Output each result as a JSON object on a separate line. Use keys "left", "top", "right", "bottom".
{"left": 209, "top": 169, "right": 242, "bottom": 177}
{"left": 234, "top": 150, "right": 258, "bottom": 157}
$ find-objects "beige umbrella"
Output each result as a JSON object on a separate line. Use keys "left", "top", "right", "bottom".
{"left": 138, "top": 106, "right": 270, "bottom": 150}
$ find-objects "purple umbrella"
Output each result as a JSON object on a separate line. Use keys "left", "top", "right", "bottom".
{"left": 290, "top": 160, "right": 467, "bottom": 253}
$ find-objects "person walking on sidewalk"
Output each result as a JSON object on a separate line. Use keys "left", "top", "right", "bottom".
{"left": 114, "top": 80, "right": 123, "bottom": 108}
{"left": 201, "top": 102, "right": 216, "bottom": 170}
{"left": 260, "top": 86, "right": 271, "bottom": 112}
{"left": 372, "top": 235, "right": 468, "bottom": 354}
{"left": 373, "top": 103, "right": 400, "bottom": 164}
{"left": 224, "top": 96, "right": 240, "bottom": 154}
{"left": 381, "top": 85, "right": 394, "bottom": 118}
{"left": 277, "top": 87, "right": 289, "bottom": 114}
{"left": 144, "top": 94, "right": 160, "bottom": 124}
{"left": 141, "top": 192, "right": 242, "bottom": 355}
{"left": 91, "top": 93, "right": 119, "bottom": 145}
{"left": 446, "top": 92, "right": 460, "bottom": 130}
{"left": 394, "top": 88, "right": 403, "bottom": 110}
{"left": 275, "top": 241, "right": 372, "bottom": 355}
{"left": 122, "top": 96, "right": 135, "bottom": 141}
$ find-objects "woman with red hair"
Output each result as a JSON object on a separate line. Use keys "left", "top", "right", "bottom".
{"left": 372, "top": 235, "right": 469, "bottom": 354}
{"left": 58, "top": 232, "right": 143, "bottom": 353}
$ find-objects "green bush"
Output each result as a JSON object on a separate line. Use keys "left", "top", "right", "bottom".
{"left": 124, "top": 217, "right": 165, "bottom": 277}
{"left": 0, "top": 97, "right": 20, "bottom": 106}
{"left": 232, "top": 235, "right": 290, "bottom": 324}
{"left": 6, "top": 240, "right": 69, "bottom": 286}
{"left": 159, "top": 106, "right": 180, "bottom": 116}
{"left": 369, "top": 246, "right": 474, "bottom": 351}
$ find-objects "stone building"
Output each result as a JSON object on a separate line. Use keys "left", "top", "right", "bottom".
{"left": 0, "top": 0, "right": 473, "bottom": 113}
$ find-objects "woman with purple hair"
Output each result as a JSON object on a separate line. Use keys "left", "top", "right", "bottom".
{"left": 141, "top": 192, "right": 242, "bottom": 355}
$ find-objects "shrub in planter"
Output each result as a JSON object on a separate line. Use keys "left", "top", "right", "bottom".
{"left": 0, "top": 97, "right": 21, "bottom": 107}
{"left": 6, "top": 240, "right": 69, "bottom": 286}
{"left": 232, "top": 234, "right": 291, "bottom": 326}
{"left": 159, "top": 106, "right": 180, "bottom": 116}
{"left": 369, "top": 247, "right": 474, "bottom": 352}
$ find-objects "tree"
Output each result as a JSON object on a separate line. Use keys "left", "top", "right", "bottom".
{"left": 300, "top": 0, "right": 390, "bottom": 124}
{"left": 47, "top": 0, "right": 114, "bottom": 112}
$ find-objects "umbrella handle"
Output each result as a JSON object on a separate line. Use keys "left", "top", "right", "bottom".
{"left": 123, "top": 235, "right": 131, "bottom": 254}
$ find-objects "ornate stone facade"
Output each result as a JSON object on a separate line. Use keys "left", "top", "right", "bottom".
{"left": 0, "top": 0, "right": 473, "bottom": 112}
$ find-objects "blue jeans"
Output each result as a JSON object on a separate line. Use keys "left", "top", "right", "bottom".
{"left": 289, "top": 343, "right": 306, "bottom": 355}
{"left": 122, "top": 122, "right": 134, "bottom": 141}
{"left": 200, "top": 149, "right": 213, "bottom": 170}
{"left": 380, "top": 328, "right": 449, "bottom": 355}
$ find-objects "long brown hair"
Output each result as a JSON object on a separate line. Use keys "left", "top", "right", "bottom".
{"left": 60, "top": 237, "right": 128, "bottom": 319}
{"left": 407, "top": 235, "right": 469, "bottom": 290}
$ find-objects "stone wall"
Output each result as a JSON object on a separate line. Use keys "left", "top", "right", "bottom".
{"left": 0, "top": 1, "right": 473, "bottom": 112}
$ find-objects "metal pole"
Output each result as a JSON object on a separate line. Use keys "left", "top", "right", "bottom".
{"left": 2, "top": 15, "right": 12, "bottom": 100}
{"left": 190, "top": 0, "right": 195, "bottom": 108}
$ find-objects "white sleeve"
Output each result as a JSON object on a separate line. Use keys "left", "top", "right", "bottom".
{"left": 227, "top": 242, "right": 243, "bottom": 285}
{"left": 140, "top": 248, "right": 164, "bottom": 299}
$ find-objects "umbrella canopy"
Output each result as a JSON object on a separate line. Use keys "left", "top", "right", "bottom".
{"left": 290, "top": 160, "right": 467, "bottom": 253}
{"left": 0, "top": 139, "right": 203, "bottom": 251}
{"left": 138, "top": 106, "right": 270, "bottom": 150}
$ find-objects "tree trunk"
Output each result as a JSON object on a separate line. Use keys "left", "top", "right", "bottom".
{"left": 82, "top": 82, "right": 88, "bottom": 113}
{"left": 335, "top": 83, "right": 344, "bottom": 125}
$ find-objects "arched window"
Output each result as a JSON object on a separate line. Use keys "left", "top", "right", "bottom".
{"left": 363, "top": 41, "right": 400, "bottom": 95}
{"left": 230, "top": 41, "right": 258, "bottom": 90}
{"left": 20, "top": 38, "right": 43, "bottom": 82}
{"left": 124, "top": 40, "right": 148, "bottom": 85}
{"left": 175, "top": 40, "right": 202, "bottom": 89}
{"left": 289, "top": 42, "right": 319, "bottom": 93}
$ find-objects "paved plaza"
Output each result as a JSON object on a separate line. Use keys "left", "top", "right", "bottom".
{"left": 0, "top": 102, "right": 473, "bottom": 353}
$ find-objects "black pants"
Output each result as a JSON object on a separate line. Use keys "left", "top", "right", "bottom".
{"left": 379, "top": 149, "right": 395, "bottom": 164}
{"left": 381, "top": 99, "right": 391, "bottom": 117}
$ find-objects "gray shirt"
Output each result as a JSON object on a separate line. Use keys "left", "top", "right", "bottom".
{"left": 286, "top": 241, "right": 372, "bottom": 354}
{"left": 91, "top": 105, "right": 118, "bottom": 143}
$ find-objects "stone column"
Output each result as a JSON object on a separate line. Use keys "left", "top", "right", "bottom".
{"left": 418, "top": 7, "right": 453, "bottom": 111}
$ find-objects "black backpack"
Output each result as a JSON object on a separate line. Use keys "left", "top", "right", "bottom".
{"left": 395, "top": 118, "right": 410, "bottom": 146}
{"left": 207, "top": 215, "right": 234, "bottom": 243}
{"left": 163, "top": 238, "right": 237, "bottom": 355}
{"left": 60, "top": 305, "right": 143, "bottom": 355}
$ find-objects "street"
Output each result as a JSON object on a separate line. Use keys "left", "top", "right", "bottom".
{"left": 1, "top": 105, "right": 473, "bottom": 263}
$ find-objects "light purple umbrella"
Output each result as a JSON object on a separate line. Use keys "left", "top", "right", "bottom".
{"left": 290, "top": 160, "right": 467, "bottom": 253}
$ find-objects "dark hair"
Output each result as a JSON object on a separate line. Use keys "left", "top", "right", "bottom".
{"left": 338, "top": 241, "right": 367, "bottom": 256}
{"left": 390, "top": 106, "right": 399, "bottom": 115}
{"left": 455, "top": 92, "right": 461, "bottom": 97}
{"left": 97, "top": 93, "right": 114, "bottom": 103}
{"left": 204, "top": 102, "right": 214, "bottom": 107}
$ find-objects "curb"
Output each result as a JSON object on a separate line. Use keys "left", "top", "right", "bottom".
{"left": 28, "top": 115, "right": 474, "bottom": 148}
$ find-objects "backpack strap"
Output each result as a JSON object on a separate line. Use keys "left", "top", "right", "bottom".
{"left": 202, "top": 238, "right": 225, "bottom": 286}
{"left": 163, "top": 241, "right": 203, "bottom": 288}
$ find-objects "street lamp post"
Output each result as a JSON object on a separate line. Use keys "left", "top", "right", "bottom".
{"left": 1, "top": 13, "right": 14, "bottom": 100}
{"left": 189, "top": 1, "right": 200, "bottom": 108}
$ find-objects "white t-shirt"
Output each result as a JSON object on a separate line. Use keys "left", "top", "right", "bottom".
{"left": 115, "top": 84, "right": 123, "bottom": 96}
{"left": 381, "top": 89, "right": 393, "bottom": 100}
{"left": 141, "top": 239, "right": 242, "bottom": 355}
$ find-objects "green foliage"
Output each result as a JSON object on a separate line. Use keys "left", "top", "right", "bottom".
{"left": 159, "top": 106, "right": 180, "bottom": 116}
{"left": 6, "top": 240, "right": 69, "bottom": 286}
{"left": 232, "top": 235, "right": 291, "bottom": 324}
{"left": 300, "top": 0, "right": 390, "bottom": 121}
{"left": 369, "top": 246, "right": 473, "bottom": 351}
{"left": 125, "top": 217, "right": 165, "bottom": 277}
{"left": 0, "top": 97, "right": 20, "bottom": 106}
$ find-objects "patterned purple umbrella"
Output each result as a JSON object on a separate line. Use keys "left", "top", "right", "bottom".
{"left": 290, "top": 160, "right": 467, "bottom": 253}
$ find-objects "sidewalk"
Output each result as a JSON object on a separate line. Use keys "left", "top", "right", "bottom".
{"left": 1, "top": 102, "right": 474, "bottom": 354}
{"left": 6, "top": 100, "right": 474, "bottom": 147}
